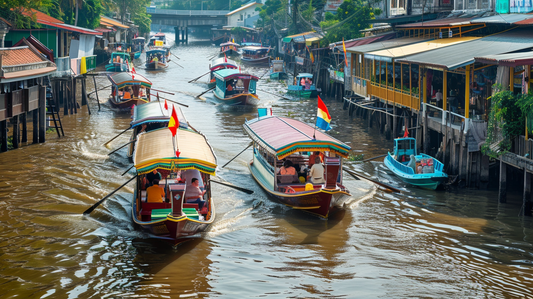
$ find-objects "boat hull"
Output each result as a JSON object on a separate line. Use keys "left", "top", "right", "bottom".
{"left": 213, "top": 92, "right": 259, "bottom": 106}
{"left": 287, "top": 88, "right": 318, "bottom": 98}
{"left": 241, "top": 56, "right": 270, "bottom": 66}
{"left": 383, "top": 153, "right": 447, "bottom": 190}
{"left": 108, "top": 97, "right": 148, "bottom": 111}
{"left": 145, "top": 61, "right": 168, "bottom": 70}
{"left": 248, "top": 160, "right": 350, "bottom": 218}
{"left": 270, "top": 72, "right": 288, "bottom": 80}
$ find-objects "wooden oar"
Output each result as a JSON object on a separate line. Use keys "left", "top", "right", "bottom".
{"left": 172, "top": 60, "right": 184, "bottom": 69}
{"left": 222, "top": 142, "right": 253, "bottom": 168}
{"left": 171, "top": 53, "right": 181, "bottom": 60}
{"left": 103, "top": 126, "right": 131, "bottom": 146}
{"left": 188, "top": 71, "right": 211, "bottom": 83}
{"left": 108, "top": 139, "right": 136, "bottom": 155}
{"left": 149, "top": 94, "right": 189, "bottom": 107}
{"left": 259, "top": 69, "right": 270, "bottom": 80}
{"left": 83, "top": 175, "right": 138, "bottom": 215}
{"left": 121, "top": 164, "right": 135, "bottom": 176}
{"left": 150, "top": 88, "right": 175, "bottom": 95}
{"left": 210, "top": 179, "right": 254, "bottom": 194}
{"left": 196, "top": 87, "right": 215, "bottom": 98}
{"left": 257, "top": 89, "right": 292, "bottom": 101}
{"left": 343, "top": 167, "right": 402, "bottom": 193}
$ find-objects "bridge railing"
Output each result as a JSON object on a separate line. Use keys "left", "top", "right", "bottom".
{"left": 146, "top": 7, "right": 229, "bottom": 15}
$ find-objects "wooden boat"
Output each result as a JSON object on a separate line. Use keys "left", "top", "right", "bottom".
{"left": 219, "top": 41, "right": 240, "bottom": 57}
{"left": 130, "top": 37, "right": 145, "bottom": 60}
{"left": 106, "top": 52, "right": 131, "bottom": 72}
{"left": 213, "top": 69, "right": 260, "bottom": 106}
{"left": 145, "top": 48, "right": 169, "bottom": 70}
{"left": 243, "top": 115, "right": 352, "bottom": 218}
{"left": 107, "top": 72, "right": 151, "bottom": 110}
{"left": 288, "top": 73, "right": 318, "bottom": 98}
{"left": 270, "top": 59, "right": 288, "bottom": 80}
{"left": 127, "top": 101, "right": 189, "bottom": 161}
{"left": 207, "top": 57, "right": 238, "bottom": 88}
{"left": 132, "top": 127, "right": 218, "bottom": 245}
{"left": 148, "top": 32, "right": 166, "bottom": 47}
{"left": 383, "top": 137, "right": 448, "bottom": 190}
{"left": 241, "top": 46, "right": 271, "bottom": 66}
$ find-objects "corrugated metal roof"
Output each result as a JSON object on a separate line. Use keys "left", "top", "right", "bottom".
{"left": 331, "top": 32, "right": 396, "bottom": 50}
{"left": 470, "top": 14, "right": 533, "bottom": 24}
{"left": 475, "top": 52, "right": 533, "bottom": 67}
{"left": 396, "top": 17, "right": 476, "bottom": 28}
{"left": 365, "top": 36, "right": 479, "bottom": 62}
{"left": 397, "top": 28, "right": 533, "bottom": 70}
{"left": 346, "top": 37, "right": 429, "bottom": 53}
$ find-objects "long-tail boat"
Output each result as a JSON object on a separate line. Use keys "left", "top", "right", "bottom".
{"left": 130, "top": 37, "right": 145, "bottom": 60}
{"left": 208, "top": 57, "right": 238, "bottom": 88}
{"left": 132, "top": 127, "right": 217, "bottom": 245}
{"left": 145, "top": 48, "right": 169, "bottom": 70}
{"left": 241, "top": 45, "right": 271, "bottom": 66}
{"left": 384, "top": 137, "right": 448, "bottom": 190}
{"left": 288, "top": 73, "right": 318, "bottom": 98}
{"left": 127, "top": 101, "right": 189, "bottom": 161}
{"left": 219, "top": 41, "right": 240, "bottom": 57}
{"left": 213, "top": 69, "right": 260, "bottom": 105}
{"left": 107, "top": 72, "right": 151, "bottom": 110}
{"left": 270, "top": 59, "right": 288, "bottom": 80}
{"left": 148, "top": 32, "right": 167, "bottom": 47}
{"left": 106, "top": 52, "right": 131, "bottom": 72}
{"left": 243, "top": 115, "right": 352, "bottom": 218}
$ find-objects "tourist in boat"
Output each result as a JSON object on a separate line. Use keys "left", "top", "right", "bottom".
{"left": 123, "top": 88, "right": 132, "bottom": 101}
{"left": 300, "top": 77, "right": 305, "bottom": 86}
{"left": 308, "top": 151, "right": 322, "bottom": 168}
{"left": 307, "top": 157, "right": 325, "bottom": 184}
{"left": 279, "top": 160, "right": 297, "bottom": 176}
{"left": 146, "top": 179, "right": 165, "bottom": 203}
{"left": 407, "top": 154, "right": 417, "bottom": 173}
{"left": 145, "top": 169, "right": 161, "bottom": 187}
{"left": 305, "top": 78, "right": 311, "bottom": 90}
{"left": 185, "top": 178, "right": 206, "bottom": 209}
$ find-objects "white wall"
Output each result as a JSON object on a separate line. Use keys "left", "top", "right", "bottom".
{"left": 227, "top": 5, "right": 261, "bottom": 27}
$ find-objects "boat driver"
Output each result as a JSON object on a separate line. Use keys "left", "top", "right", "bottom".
{"left": 184, "top": 178, "right": 206, "bottom": 210}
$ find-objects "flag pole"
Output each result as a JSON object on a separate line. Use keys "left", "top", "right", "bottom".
{"left": 313, "top": 98, "right": 318, "bottom": 140}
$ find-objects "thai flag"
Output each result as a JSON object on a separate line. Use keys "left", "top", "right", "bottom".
{"left": 316, "top": 96, "right": 332, "bottom": 131}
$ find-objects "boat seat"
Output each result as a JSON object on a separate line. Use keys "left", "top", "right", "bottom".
{"left": 278, "top": 174, "right": 299, "bottom": 184}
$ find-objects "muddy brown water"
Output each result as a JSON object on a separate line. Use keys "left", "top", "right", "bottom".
{"left": 0, "top": 35, "right": 532, "bottom": 298}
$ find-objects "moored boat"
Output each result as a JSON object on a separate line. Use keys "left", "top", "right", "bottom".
{"left": 106, "top": 52, "right": 131, "bottom": 72}
{"left": 148, "top": 32, "right": 166, "bottom": 47}
{"left": 270, "top": 59, "right": 288, "bottom": 80}
{"left": 243, "top": 114, "right": 352, "bottom": 218}
{"left": 288, "top": 73, "right": 318, "bottom": 98}
{"left": 145, "top": 48, "right": 169, "bottom": 70}
{"left": 208, "top": 57, "right": 238, "bottom": 88}
{"left": 219, "top": 41, "right": 240, "bottom": 57}
{"left": 107, "top": 72, "right": 151, "bottom": 110}
{"left": 383, "top": 137, "right": 448, "bottom": 190}
{"left": 130, "top": 37, "right": 146, "bottom": 59}
{"left": 132, "top": 127, "right": 217, "bottom": 245}
{"left": 241, "top": 45, "right": 271, "bottom": 66}
{"left": 213, "top": 69, "right": 259, "bottom": 105}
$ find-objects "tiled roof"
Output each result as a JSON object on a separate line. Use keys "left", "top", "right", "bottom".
{"left": 21, "top": 8, "right": 63, "bottom": 24}
{"left": 0, "top": 46, "right": 45, "bottom": 66}
{"left": 100, "top": 16, "right": 129, "bottom": 29}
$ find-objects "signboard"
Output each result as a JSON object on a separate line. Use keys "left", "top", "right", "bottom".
{"left": 325, "top": 0, "right": 343, "bottom": 12}
{"left": 295, "top": 56, "right": 304, "bottom": 65}
{"left": 155, "top": 40, "right": 164, "bottom": 46}
{"left": 510, "top": 0, "right": 532, "bottom": 13}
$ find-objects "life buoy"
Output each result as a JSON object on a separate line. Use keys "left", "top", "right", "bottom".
{"left": 285, "top": 186, "right": 296, "bottom": 194}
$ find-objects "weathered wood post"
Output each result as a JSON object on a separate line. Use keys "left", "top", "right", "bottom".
{"left": 21, "top": 112, "right": 27, "bottom": 143}
{"left": 32, "top": 107, "right": 38, "bottom": 144}
{"left": 12, "top": 115, "right": 19, "bottom": 149}
{"left": 524, "top": 170, "right": 532, "bottom": 216}
{"left": 0, "top": 120, "right": 7, "bottom": 152}
{"left": 38, "top": 85, "right": 46, "bottom": 143}
{"left": 499, "top": 160, "right": 507, "bottom": 203}
{"left": 81, "top": 76, "right": 87, "bottom": 106}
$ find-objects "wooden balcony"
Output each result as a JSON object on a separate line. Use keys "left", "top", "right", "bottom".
{"left": 8, "top": 89, "right": 23, "bottom": 117}
{"left": 369, "top": 83, "right": 420, "bottom": 111}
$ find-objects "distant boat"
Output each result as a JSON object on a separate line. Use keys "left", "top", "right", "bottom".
{"left": 219, "top": 41, "right": 240, "bottom": 57}
{"left": 145, "top": 48, "right": 169, "bottom": 70}
{"left": 212, "top": 69, "right": 260, "bottom": 105}
{"left": 383, "top": 137, "right": 448, "bottom": 190}
{"left": 148, "top": 32, "right": 166, "bottom": 47}
{"left": 270, "top": 59, "right": 288, "bottom": 80}
{"left": 208, "top": 57, "right": 238, "bottom": 88}
{"left": 287, "top": 73, "right": 318, "bottom": 98}
{"left": 106, "top": 52, "right": 131, "bottom": 72}
{"left": 241, "top": 45, "right": 271, "bottom": 66}
{"left": 107, "top": 72, "right": 151, "bottom": 111}
{"left": 130, "top": 37, "right": 145, "bottom": 60}
{"left": 243, "top": 115, "right": 352, "bottom": 218}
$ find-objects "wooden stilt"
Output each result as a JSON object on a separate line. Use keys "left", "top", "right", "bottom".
{"left": 12, "top": 115, "right": 19, "bottom": 149}
{"left": 499, "top": 160, "right": 507, "bottom": 203}
{"left": 93, "top": 75, "right": 101, "bottom": 111}
{"left": 38, "top": 85, "right": 46, "bottom": 143}
{"left": 0, "top": 120, "right": 7, "bottom": 152}
{"left": 21, "top": 112, "right": 27, "bottom": 143}
{"left": 524, "top": 170, "right": 532, "bottom": 216}
{"left": 32, "top": 109, "right": 38, "bottom": 144}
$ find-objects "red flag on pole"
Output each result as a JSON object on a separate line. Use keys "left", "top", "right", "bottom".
{"left": 403, "top": 128, "right": 409, "bottom": 138}
{"left": 168, "top": 106, "right": 179, "bottom": 137}
{"left": 164, "top": 99, "right": 168, "bottom": 110}
{"left": 224, "top": 53, "right": 227, "bottom": 63}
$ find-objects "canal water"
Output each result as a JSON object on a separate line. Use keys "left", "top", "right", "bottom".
{"left": 0, "top": 34, "right": 532, "bottom": 298}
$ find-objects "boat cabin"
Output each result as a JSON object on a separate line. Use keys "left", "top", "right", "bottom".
{"left": 393, "top": 137, "right": 417, "bottom": 163}
{"left": 271, "top": 60, "right": 285, "bottom": 73}
{"left": 107, "top": 52, "right": 131, "bottom": 72}
{"left": 242, "top": 46, "right": 270, "bottom": 60}
{"left": 214, "top": 69, "right": 258, "bottom": 98}
{"left": 149, "top": 32, "right": 166, "bottom": 47}
{"left": 392, "top": 137, "right": 440, "bottom": 175}
{"left": 220, "top": 42, "right": 239, "bottom": 53}
{"left": 130, "top": 101, "right": 188, "bottom": 135}
{"left": 132, "top": 37, "right": 146, "bottom": 53}
{"left": 108, "top": 72, "right": 151, "bottom": 103}
{"left": 146, "top": 48, "right": 168, "bottom": 64}
{"left": 292, "top": 73, "right": 316, "bottom": 90}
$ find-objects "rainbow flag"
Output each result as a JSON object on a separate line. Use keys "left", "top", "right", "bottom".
{"left": 316, "top": 96, "right": 332, "bottom": 131}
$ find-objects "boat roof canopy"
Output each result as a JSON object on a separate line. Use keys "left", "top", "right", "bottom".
{"left": 146, "top": 48, "right": 167, "bottom": 54}
{"left": 131, "top": 101, "right": 188, "bottom": 129}
{"left": 108, "top": 72, "right": 152, "bottom": 89}
{"left": 211, "top": 57, "right": 238, "bottom": 69}
{"left": 133, "top": 37, "right": 145, "bottom": 41}
{"left": 297, "top": 73, "right": 313, "bottom": 78}
{"left": 244, "top": 116, "right": 351, "bottom": 159}
{"left": 220, "top": 42, "right": 240, "bottom": 46}
{"left": 111, "top": 52, "right": 130, "bottom": 57}
{"left": 214, "top": 69, "right": 259, "bottom": 81}
{"left": 241, "top": 42, "right": 262, "bottom": 46}
{"left": 134, "top": 128, "right": 217, "bottom": 176}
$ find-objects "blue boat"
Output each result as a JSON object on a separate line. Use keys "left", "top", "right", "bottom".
{"left": 106, "top": 52, "right": 131, "bottom": 72}
{"left": 288, "top": 73, "right": 318, "bottom": 98}
{"left": 213, "top": 69, "right": 260, "bottom": 105}
{"left": 270, "top": 60, "right": 288, "bottom": 80}
{"left": 383, "top": 137, "right": 448, "bottom": 190}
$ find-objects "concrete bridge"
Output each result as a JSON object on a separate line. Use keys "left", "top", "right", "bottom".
{"left": 147, "top": 7, "right": 229, "bottom": 43}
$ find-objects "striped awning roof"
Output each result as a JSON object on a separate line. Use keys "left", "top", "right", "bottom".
{"left": 134, "top": 128, "right": 217, "bottom": 176}
{"left": 108, "top": 72, "right": 152, "bottom": 89}
{"left": 243, "top": 116, "right": 351, "bottom": 159}
{"left": 131, "top": 101, "right": 188, "bottom": 129}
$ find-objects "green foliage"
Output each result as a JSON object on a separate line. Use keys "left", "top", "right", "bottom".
{"left": 482, "top": 84, "right": 526, "bottom": 158}
{"left": 76, "top": 0, "right": 103, "bottom": 29}
{"left": 0, "top": 0, "right": 52, "bottom": 29}
{"left": 348, "top": 153, "right": 364, "bottom": 161}
{"left": 320, "top": 0, "right": 377, "bottom": 46}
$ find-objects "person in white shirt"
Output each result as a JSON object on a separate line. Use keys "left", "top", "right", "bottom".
{"left": 435, "top": 89, "right": 443, "bottom": 108}
{"left": 307, "top": 157, "right": 325, "bottom": 184}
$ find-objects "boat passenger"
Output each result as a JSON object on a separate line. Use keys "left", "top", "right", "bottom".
{"left": 305, "top": 78, "right": 311, "bottom": 90}
{"left": 407, "top": 155, "right": 417, "bottom": 173}
{"left": 185, "top": 178, "right": 206, "bottom": 209}
{"left": 308, "top": 156, "right": 325, "bottom": 184}
{"left": 308, "top": 151, "right": 323, "bottom": 168}
{"left": 300, "top": 77, "right": 305, "bottom": 86}
{"left": 279, "top": 160, "right": 296, "bottom": 176}
{"left": 146, "top": 169, "right": 162, "bottom": 187}
{"left": 146, "top": 179, "right": 165, "bottom": 203}
{"left": 123, "top": 88, "right": 132, "bottom": 100}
